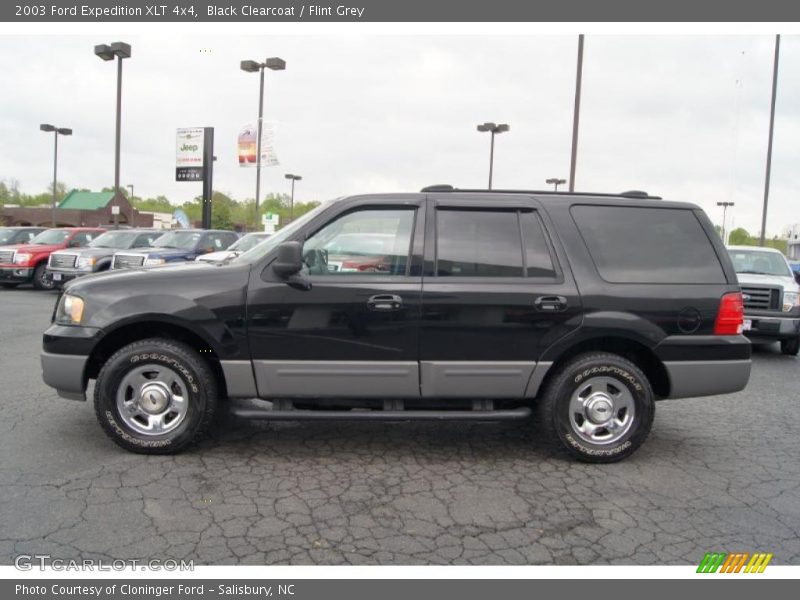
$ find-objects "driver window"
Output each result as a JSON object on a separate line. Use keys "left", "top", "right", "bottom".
{"left": 303, "top": 208, "right": 415, "bottom": 276}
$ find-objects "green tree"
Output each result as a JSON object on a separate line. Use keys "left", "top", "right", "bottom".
{"left": 728, "top": 228, "right": 751, "bottom": 246}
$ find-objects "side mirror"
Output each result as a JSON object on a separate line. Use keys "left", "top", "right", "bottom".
{"left": 273, "top": 241, "right": 304, "bottom": 278}
{"left": 794, "top": 272, "right": 800, "bottom": 285}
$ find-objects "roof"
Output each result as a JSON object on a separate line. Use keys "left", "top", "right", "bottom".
{"left": 727, "top": 245, "right": 784, "bottom": 254}
{"left": 58, "top": 190, "right": 116, "bottom": 210}
{"left": 420, "top": 185, "right": 661, "bottom": 199}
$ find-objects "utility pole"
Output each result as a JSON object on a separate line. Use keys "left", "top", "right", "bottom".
{"left": 569, "top": 34, "right": 584, "bottom": 192}
{"left": 760, "top": 34, "right": 780, "bottom": 247}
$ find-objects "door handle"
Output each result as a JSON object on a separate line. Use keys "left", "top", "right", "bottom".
{"left": 367, "top": 294, "right": 403, "bottom": 311}
{"left": 534, "top": 295, "right": 568, "bottom": 312}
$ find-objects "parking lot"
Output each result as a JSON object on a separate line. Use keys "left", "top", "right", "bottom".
{"left": 1, "top": 287, "right": 799, "bottom": 565}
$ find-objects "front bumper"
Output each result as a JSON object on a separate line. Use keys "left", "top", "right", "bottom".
{"left": 44, "top": 268, "right": 87, "bottom": 287}
{"left": 743, "top": 314, "right": 800, "bottom": 342}
{"left": 0, "top": 266, "right": 33, "bottom": 282}
{"left": 41, "top": 351, "right": 88, "bottom": 401}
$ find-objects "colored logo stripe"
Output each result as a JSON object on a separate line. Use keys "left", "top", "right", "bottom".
{"left": 697, "top": 552, "right": 773, "bottom": 573}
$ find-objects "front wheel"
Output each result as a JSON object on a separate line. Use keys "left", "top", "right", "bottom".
{"left": 781, "top": 337, "right": 800, "bottom": 356}
{"left": 93, "top": 338, "right": 218, "bottom": 454}
{"left": 32, "top": 263, "right": 55, "bottom": 290}
{"left": 537, "top": 352, "right": 655, "bottom": 463}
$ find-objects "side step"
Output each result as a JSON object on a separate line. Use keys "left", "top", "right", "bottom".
{"left": 230, "top": 407, "right": 531, "bottom": 422}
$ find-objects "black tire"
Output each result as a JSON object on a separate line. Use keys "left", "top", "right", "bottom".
{"left": 1, "top": 283, "right": 19, "bottom": 289}
{"left": 537, "top": 352, "right": 655, "bottom": 463}
{"left": 780, "top": 337, "right": 800, "bottom": 356}
{"left": 93, "top": 338, "right": 218, "bottom": 454}
{"left": 32, "top": 263, "right": 54, "bottom": 290}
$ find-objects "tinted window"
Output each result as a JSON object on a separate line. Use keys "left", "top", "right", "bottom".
{"left": 572, "top": 205, "right": 726, "bottom": 284}
{"left": 521, "top": 212, "right": 557, "bottom": 278}
{"left": 436, "top": 210, "right": 523, "bottom": 277}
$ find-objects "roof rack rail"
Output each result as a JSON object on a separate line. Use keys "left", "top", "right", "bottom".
{"left": 419, "top": 185, "right": 661, "bottom": 200}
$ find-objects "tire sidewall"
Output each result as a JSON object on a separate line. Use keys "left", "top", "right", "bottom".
{"left": 33, "top": 264, "right": 54, "bottom": 290}
{"left": 95, "top": 344, "right": 208, "bottom": 452}
{"left": 553, "top": 358, "right": 654, "bottom": 461}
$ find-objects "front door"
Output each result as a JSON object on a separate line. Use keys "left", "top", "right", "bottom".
{"left": 419, "top": 195, "right": 582, "bottom": 399}
{"left": 246, "top": 199, "right": 425, "bottom": 399}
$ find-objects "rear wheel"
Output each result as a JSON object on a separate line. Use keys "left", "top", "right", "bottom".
{"left": 32, "top": 263, "right": 54, "bottom": 290}
{"left": 537, "top": 352, "right": 655, "bottom": 463}
{"left": 780, "top": 337, "right": 800, "bottom": 356}
{"left": 94, "top": 338, "right": 218, "bottom": 454}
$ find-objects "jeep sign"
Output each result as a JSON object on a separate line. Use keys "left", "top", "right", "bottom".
{"left": 176, "top": 127, "right": 205, "bottom": 181}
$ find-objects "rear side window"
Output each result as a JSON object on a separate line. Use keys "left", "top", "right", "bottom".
{"left": 435, "top": 209, "right": 556, "bottom": 278}
{"left": 571, "top": 205, "right": 725, "bottom": 284}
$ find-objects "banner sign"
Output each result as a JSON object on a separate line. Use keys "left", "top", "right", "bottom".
{"left": 175, "top": 127, "right": 205, "bottom": 182}
{"left": 238, "top": 122, "right": 279, "bottom": 168}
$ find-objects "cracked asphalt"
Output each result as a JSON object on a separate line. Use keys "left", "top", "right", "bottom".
{"left": 1, "top": 288, "right": 799, "bottom": 565}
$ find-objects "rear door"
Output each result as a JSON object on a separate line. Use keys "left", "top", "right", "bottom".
{"left": 419, "top": 195, "right": 581, "bottom": 399}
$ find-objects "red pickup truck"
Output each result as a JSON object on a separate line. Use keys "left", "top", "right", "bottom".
{"left": 0, "top": 227, "right": 105, "bottom": 290}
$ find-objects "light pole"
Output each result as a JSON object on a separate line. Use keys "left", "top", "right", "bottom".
{"left": 476, "top": 122, "right": 509, "bottom": 189}
{"left": 127, "top": 184, "right": 135, "bottom": 227}
{"left": 546, "top": 177, "right": 566, "bottom": 191}
{"left": 284, "top": 174, "right": 302, "bottom": 221}
{"left": 94, "top": 41, "right": 131, "bottom": 215}
{"left": 569, "top": 34, "right": 585, "bottom": 192}
{"left": 40, "top": 124, "right": 72, "bottom": 227}
{"left": 241, "top": 57, "right": 286, "bottom": 225}
{"left": 717, "top": 201, "right": 735, "bottom": 245}
{"left": 760, "top": 34, "right": 780, "bottom": 247}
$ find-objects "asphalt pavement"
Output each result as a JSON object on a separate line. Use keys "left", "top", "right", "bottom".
{"left": 1, "top": 288, "right": 799, "bottom": 565}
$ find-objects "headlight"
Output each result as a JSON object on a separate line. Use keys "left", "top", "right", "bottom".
{"left": 783, "top": 291, "right": 800, "bottom": 312}
{"left": 56, "top": 294, "right": 85, "bottom": 325}
{"left": 76, "top": 256, "right": 97, "bottom": 271}
{"left": 144, "top": 257, "right": 165, "bottom": 266}
{"left": 14, "top": 252, "right": 32, "bottom": 264}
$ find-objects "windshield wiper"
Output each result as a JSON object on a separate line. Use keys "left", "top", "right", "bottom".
{"left": 737, "top": 270, "right": 772, "bottom": 275}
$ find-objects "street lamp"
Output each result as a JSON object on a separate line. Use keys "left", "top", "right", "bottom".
{"left": 476, "top": 122, "right": 509, "bottom": 190}
{"left": 546, "top": 177, "right": 567, "bottom": 191}
{"left": 284, "top": 174, "right": 302, "bottom": 221}
{"left": 717, "top": 201, "right": 735, "bottom": 245}
{"left": 241, "top": 56, "right": 286, "bottom": 225}
{"left": 40, "top": 124, "right": 72, "bottom": 227}
{"left": 94, "top": 41, "right": 131, "bottom": 213}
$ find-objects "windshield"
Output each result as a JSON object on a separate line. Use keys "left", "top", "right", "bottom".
{"left": 29, "top": 229, "right": 71, "bottom": 245}
{"left": 0, "top": 229, "right": 19, "bottom": 245}
{"left": 236, "top": 202, "right": 333, "bottom": 263}
{"left": 89, "top": 231, "right": 138, "bottom": 249}
{"left": 229, "top": 233, "right": 270, "bottom": 253}
{"left": 152, "top": 231, "right": 202, "bottom": 250}
{"left": 728, "top": 249, "right": 792, "bottom": 277}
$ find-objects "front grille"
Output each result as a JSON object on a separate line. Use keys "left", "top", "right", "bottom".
{"left": 112, "top": 254, "right": 145, "bottom": 269}
{"left": 0, "top": 250, "right": 14, "bottom": 263}
{"left": 49, "top": 253, "right": 77, "bottom": 269}
{"left": 741, "top": 286, "right": 780, "bottom": 311}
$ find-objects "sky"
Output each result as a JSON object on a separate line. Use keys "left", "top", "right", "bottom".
{"left": 0, "top": 33, "right": 798, "bottom": 236}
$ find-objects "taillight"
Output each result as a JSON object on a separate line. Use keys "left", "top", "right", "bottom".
{"left": 714, "top": 292, "right": 744, "bottom": 335}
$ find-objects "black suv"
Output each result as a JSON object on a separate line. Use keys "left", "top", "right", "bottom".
{"left": 40, "top": 189, "right": 751, "bottom": 462}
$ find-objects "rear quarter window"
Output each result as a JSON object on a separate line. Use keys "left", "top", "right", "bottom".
{"left": 571, "top": 205, "right": 726, "bottom": 284}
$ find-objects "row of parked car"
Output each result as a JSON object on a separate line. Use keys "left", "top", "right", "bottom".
{"left": 0, "top": 225, "right": 271, "bottom": 290}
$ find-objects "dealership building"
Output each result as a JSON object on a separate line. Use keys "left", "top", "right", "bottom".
{"left": 0, "top": 190, "right": 153, "bottom": 228}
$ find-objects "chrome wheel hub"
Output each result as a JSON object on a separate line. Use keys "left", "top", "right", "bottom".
{"left": 569, "top": 376, "right": 635, "bottom": 445}
{"left": 116, "top": 365, "right": 188, "bottom": 436}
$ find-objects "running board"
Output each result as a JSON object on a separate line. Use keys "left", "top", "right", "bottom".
{"left": 230, "top": 407, "right": 531, "bottom": 422}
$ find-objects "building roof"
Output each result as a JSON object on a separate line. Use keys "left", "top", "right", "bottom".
{"left": 58, "top": 190, "right": 116, "bottom": 210}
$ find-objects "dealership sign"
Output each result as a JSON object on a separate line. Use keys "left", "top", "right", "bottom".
{"left": 238, "top": 122, "right": 279, "bottom": 167}
{"left": 176, "top": 127, "right": 205, "bottom": 181}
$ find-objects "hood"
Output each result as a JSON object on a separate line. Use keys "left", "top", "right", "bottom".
{"left": 129, "top": 247, "right": 198, "bottom": 259}
{"left": 736, "top": 272, "right": 799, "bottom": 293}
{"left": 51, "top": 247, "right": 119, "bottom": 260}
{"left": 11, "top": 243, "right": 65, "bottom": 254}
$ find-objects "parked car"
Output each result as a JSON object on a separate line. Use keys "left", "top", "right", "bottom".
{"left": 195, "top": 232, "right": 270, "bottom": 263}
{"left": 727, "top": 245, "right": 800, "bottom": 355}
{"left": 41, "top": 188, "right": 751, "bottom": 461}
{"left": 313, "top": 232, "right": 398, "bottom": 273}
{"left": 45, "top": 229, "right": 163, "bottom": 288}
{"left": 0, "top": 226, "right": 46, "bottom": 246}
{"left": 111, "top": 229, "right": 239, "bottom": 269}
{"left": 788, "top": 260, "right": 800, "bottom": 285}
{"left": 0, "top": 227, "right": 105, "bottom": 290}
